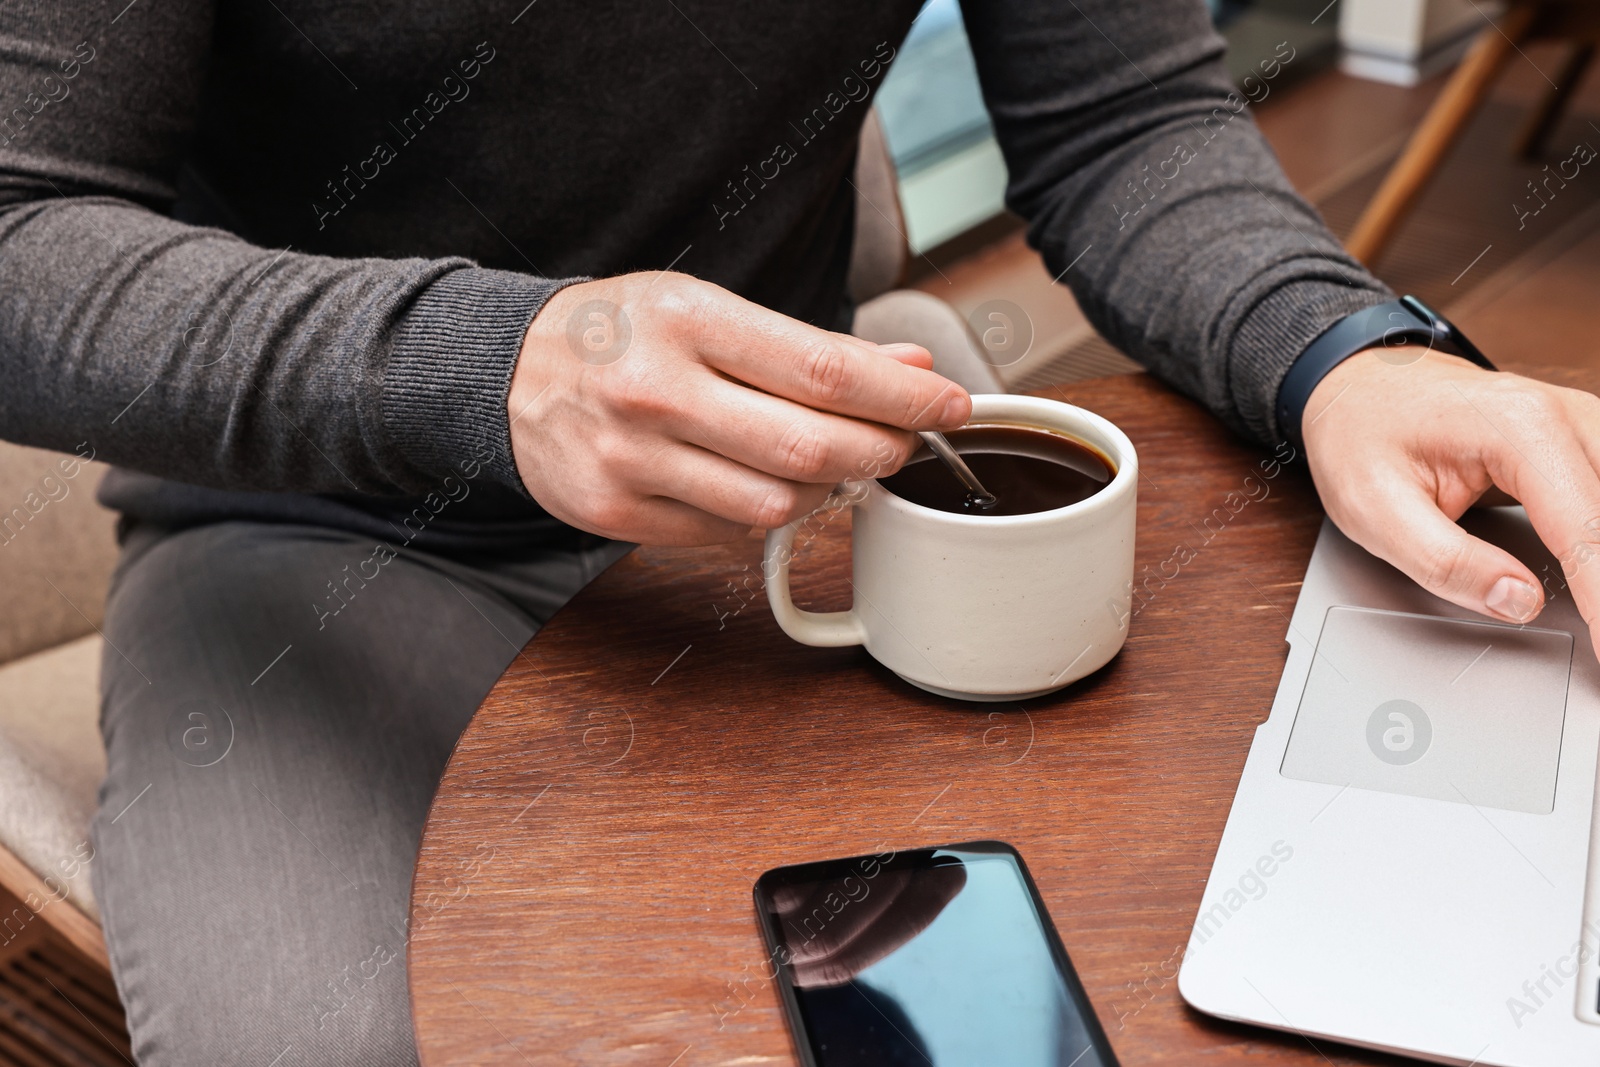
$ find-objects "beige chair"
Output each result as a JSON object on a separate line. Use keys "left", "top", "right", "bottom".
{"left": 848, "top": 109, "right": 1007, "bottom": 397}
{"left": 0, "top": 442, "right": 128, "bottom": 1063}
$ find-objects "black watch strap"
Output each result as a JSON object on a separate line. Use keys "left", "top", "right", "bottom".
{"left": 1275, "top": 295, "right": 1496, "bottom": 448}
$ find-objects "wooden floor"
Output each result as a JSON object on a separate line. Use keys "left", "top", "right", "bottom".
{"left": 918, "top": 41, "right": 1600, "bottom": 389}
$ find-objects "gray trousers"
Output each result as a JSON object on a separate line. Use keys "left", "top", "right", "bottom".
{"left": 89, "top": 519, "right": 628, "bottom": 1065}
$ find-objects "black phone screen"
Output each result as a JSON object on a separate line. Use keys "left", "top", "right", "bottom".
{"left": 752, "top": 841, "right": 1119, "bottom": 1067}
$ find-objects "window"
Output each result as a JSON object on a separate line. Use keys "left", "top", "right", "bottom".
{"left": 874, "top": 0, "right": 1337, "bottom": 253}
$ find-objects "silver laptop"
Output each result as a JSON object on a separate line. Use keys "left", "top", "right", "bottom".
{"left": 1179, "top": 507, "right": 1600, "bottom": 1065}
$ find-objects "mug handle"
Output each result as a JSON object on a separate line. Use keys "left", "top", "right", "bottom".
{"left": 762, "top": 489, "right": 868, "bottom": 648}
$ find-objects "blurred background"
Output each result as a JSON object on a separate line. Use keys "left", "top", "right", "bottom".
{"left": 875, "top": 0, "right": 1596, "bottom": 392}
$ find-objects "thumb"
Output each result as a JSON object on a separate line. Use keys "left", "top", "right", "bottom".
{"left": 1355, "top": 478, "right": 1545, "bottom": 625}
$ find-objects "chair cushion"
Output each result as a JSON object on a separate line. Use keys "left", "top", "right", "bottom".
{"left": 852, "top": 289, "right": 1007, "bottom": 395}
{"left": 0, "top": 635, "right": 104, "bottom": 919}
{"left": 847, "top": 108, "right": 909, "bottom": 304}
{"left": 0, "top": 440, "right": 120, "bottom": 665}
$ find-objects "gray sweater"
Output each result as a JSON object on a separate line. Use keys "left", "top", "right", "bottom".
{"left": 0, "top": 0, "right": 1389, "bottom": 551}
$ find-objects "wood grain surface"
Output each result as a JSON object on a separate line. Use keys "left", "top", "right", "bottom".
{"left": 409, "top": 366, "right": 1597, "bottom": 1067}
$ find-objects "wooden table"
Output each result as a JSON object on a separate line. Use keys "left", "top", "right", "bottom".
{"left": 408, "top": 367, "right": 1590, "bottom": 1067}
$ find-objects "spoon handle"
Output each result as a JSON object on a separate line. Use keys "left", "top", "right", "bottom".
{"left": 917, "top": 431, "right": 997, "bottom": 508}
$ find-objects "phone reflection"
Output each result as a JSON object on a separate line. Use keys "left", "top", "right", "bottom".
{"left": 766, "top": 849, "right": 1109, "bottom": 1066}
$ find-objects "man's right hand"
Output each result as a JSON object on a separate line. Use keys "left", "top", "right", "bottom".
{"left": 507, "top": 273, "right": 972, "bottom": 545}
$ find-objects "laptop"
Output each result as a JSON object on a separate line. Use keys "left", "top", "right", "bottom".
{"left": 1179, "top": 507, "right": 1600, "bottom": 1065}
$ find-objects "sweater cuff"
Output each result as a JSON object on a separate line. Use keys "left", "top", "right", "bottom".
{"left": 1230, "top": 276, "right": 1393, "bottom": 448}
{"left": 383, "top": 267, "right": 584, "bottom": 494}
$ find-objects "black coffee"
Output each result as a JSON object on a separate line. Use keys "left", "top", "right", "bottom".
{"left": 878, "top": 425, "right": 1114, "bottom": 516}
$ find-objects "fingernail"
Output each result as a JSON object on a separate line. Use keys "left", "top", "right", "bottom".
{"left": 1486, "top": 576, "right": 1541, "bottom": 623}
{"left": 939, "top": 394, "right": 970, "bottom": 428}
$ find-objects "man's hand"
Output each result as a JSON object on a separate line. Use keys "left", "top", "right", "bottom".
{"left": 507, "top": 273, "right": 972, "bottom": 545}
{"left": 769, "top": 861, "right": 967, "bottom": 988}
{"left": 1303, "top": 348, "right": 1600, "bottom": 656}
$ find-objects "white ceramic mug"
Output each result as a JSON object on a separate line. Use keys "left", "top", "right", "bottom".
{"left": 762, "top": 395, "right": 1138, "bottom": 702}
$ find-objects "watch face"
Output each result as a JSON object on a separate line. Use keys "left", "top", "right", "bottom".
{"left": 1401, "top": 295, "right": 1492, "bottom": 368}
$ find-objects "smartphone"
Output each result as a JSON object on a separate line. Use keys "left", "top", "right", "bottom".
{"left": 752, "top": 840, "right": 1120, "bottom": 1067}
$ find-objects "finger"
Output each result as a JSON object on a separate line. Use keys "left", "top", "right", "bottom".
{"left": 668, "top": 372, "right": 918, "bottom": 485}
{"left": 782, "top": 871, "right": 912, "bottom": 970}
{"left": 855, "top": 339, "right": 936, "bottom": 372}
{"left": 1572, "top": 395, "right": 1600, "bottom": 607}
{"left": 1484, "top": 417, "right": 1600, "bottom": 643}
{"left": 694, "top": 300, "right": 970, "bottom": 430}
{"left": 1346, "top": 471, "right": 1545, "bottom": 624}
{"left": 796, "top": 862, "right": 967, "bottom": 987}
{"left": 630, "top": 443, "right": 836, "bottom": 531}
{"left": 789, "top": 863, "right": 967, "bottom": 988}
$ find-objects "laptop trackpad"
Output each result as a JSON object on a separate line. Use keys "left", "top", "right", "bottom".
{"left": 1280, "top": 606, "right": 1573, "bottom": 814}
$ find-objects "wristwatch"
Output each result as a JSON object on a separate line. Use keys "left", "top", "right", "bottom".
{"left": 1275, "top": 294, "right": 1496, "bottom": 448}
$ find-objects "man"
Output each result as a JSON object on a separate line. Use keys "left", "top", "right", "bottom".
{"left": 0, "top": 0, "right": 1595, "bottom": 1062}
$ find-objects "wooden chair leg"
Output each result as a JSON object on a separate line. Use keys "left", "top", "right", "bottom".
{"left": 1345, "top": 2, "right": 1540, "bottom": 265}
{"left": 1514, "top": 41, "right": 1595, "bottom": 159}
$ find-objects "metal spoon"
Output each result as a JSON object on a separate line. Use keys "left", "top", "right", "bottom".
{"left": 917, "top": 431, "right": 997, "bottom": 510}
